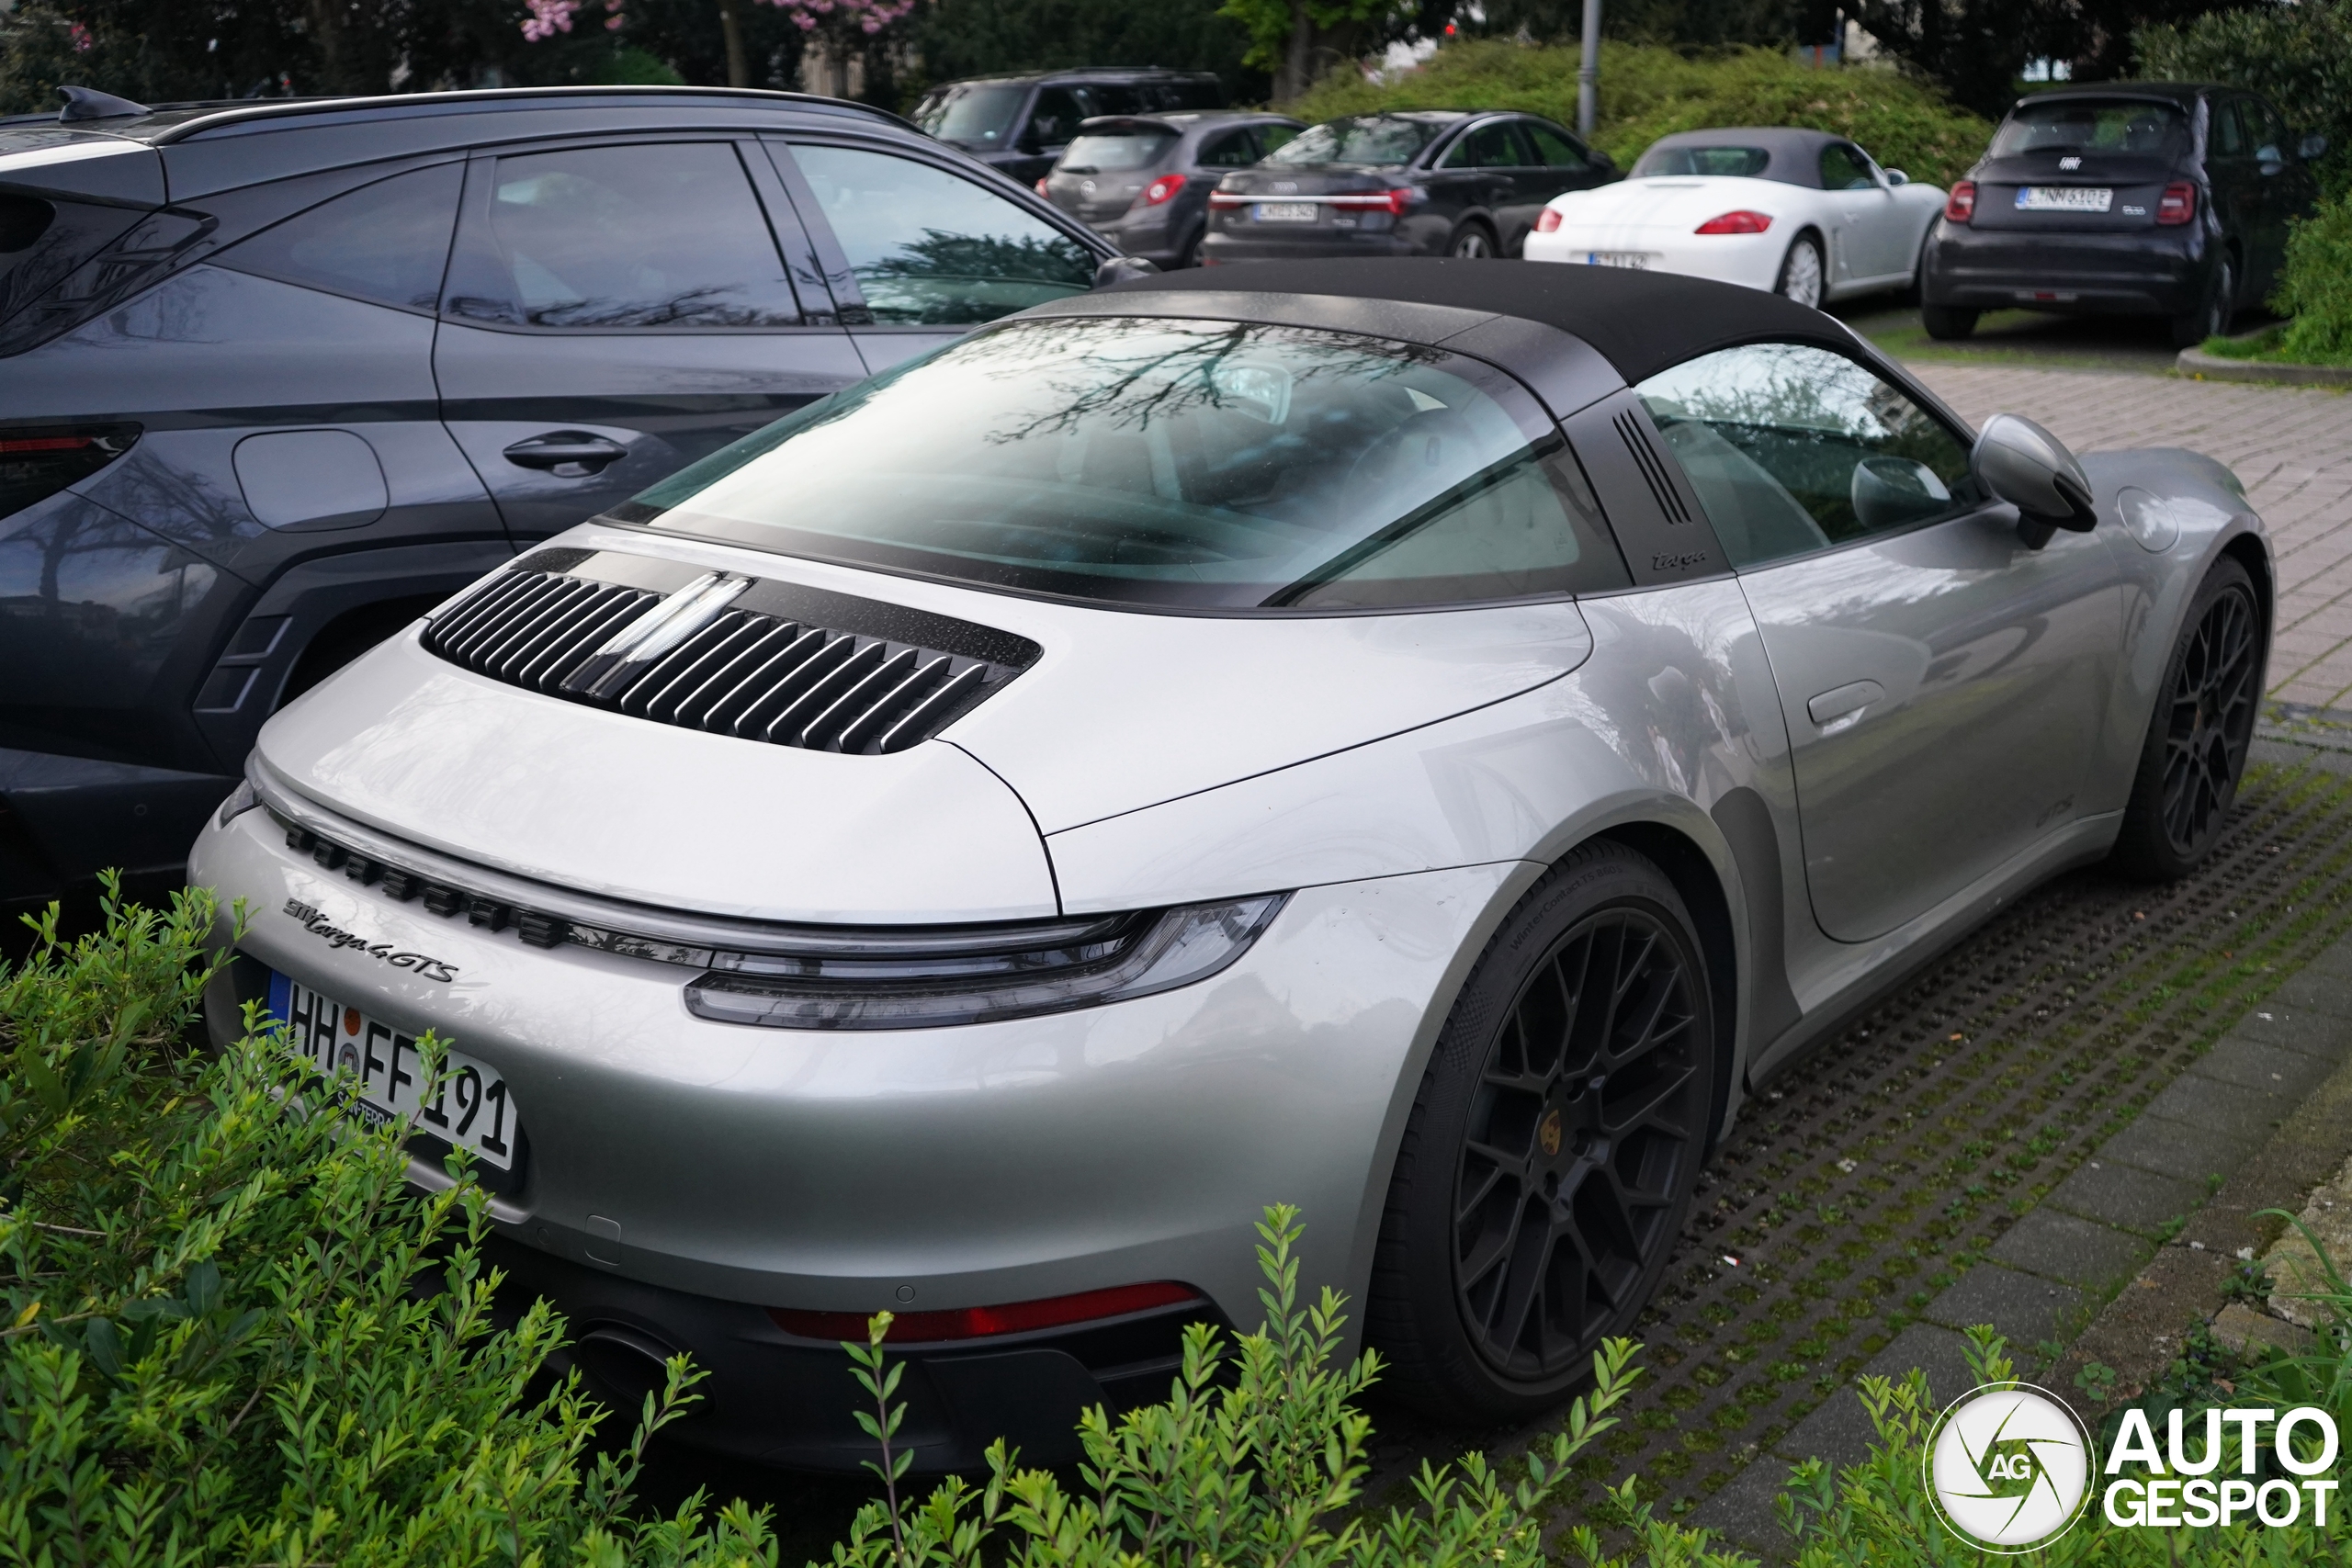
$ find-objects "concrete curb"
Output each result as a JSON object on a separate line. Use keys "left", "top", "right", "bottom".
{"left": 2176, "top": 344, "right": 2352, "bottom": 388}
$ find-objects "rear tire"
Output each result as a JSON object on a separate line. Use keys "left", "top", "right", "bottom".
{"left": 1448, "top": 221, "right": 1498, "bottom": 259}
{"left": 1367, "top": 841, "right": 1717, "bottom": 1423}
{"left": 1921, "top": 304, "right": 1978, "bottom": 340}
{"left": 2170, "top": 256, "right": 2234, "bottom": 349}
{"left": 2109, "top": 557, "right": 2261, "bottom": 880}
{"left": 1774, "top": 233, "right": 1825, "bottom": 308}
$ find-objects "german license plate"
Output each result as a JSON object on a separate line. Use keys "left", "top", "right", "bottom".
{"left": 1586, "top": 251, "right": 1651, "bottom": 268}
{"left": 1254, "top": 202, "right": 1317, "bottom": 222}
{"left": 266, "top": 972, "right": 519, "bottom": 1168}
{"left": 2016, "top": 186, "right": 2112, "bottom": 212}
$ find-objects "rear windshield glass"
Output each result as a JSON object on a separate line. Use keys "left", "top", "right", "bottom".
{"left": 914, "top": 84, "right": 1027, "bottom": 148}
{"left": 1632, "top": 144, "right": 1772, "bottom": 179}
{"left": 624, "top": 317, "right": 1629, "bottom": 612}
{"left": 1060, "top": 130, "right": 1179, "bottom": 173}
{"left": 1268, "top": 116, "right": 1442, "bottom": 168}
{"left": 1991, "top": 100, "right": 2188, "bottom": 158}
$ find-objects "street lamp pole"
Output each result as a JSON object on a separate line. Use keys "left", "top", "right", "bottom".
{"left": 1577, "top": 0, "right": 1600, "bottom": 137}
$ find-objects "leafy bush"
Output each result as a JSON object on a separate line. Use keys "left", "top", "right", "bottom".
{"left": 2271, "top": 194, "right": 2352, "bottom": 367}
{"left": 2138, "top": 1, "right": 2352, "bottom": 201}
{"left": 1285, "top": 39, "right": 1995, "bottom": 189}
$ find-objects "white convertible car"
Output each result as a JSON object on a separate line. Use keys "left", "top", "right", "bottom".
{"left": 1524, "top": 128, "right": 1948, "bottom": 307}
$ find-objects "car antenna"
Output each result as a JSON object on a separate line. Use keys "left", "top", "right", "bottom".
{"left": 57, "top": 85, "right": 152, "bottom": 121}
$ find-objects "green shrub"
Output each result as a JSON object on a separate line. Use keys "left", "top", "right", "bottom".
{"left": 2273, "top": 194, "right": 2352, "bottom": 367}
{"left": 2138, "top": 1, "right": 2352, "bottom": 201}
{"left": 1284, "top": 39, "right": 1995, "bottom": 189}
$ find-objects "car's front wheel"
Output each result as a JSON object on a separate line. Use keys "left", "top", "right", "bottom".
{"left": 1368, "top": 841, "right": 1717, "bottom": 1422}
{"left": 1774, "top": 233, "right": 1825, "bottom": 308}
{"left": 2110, "top": 556, "right": 2262, "bottom": 879}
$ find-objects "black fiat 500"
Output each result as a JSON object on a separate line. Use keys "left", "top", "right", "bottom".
{"left": 1039, "top": 111, "right": 1303, "bottom": 269}
{"left": 1200, "top": 110, "right": 1618, "bottom": 264}
{"left": 1920, "top": 83, "right": 2323, "bottom": 346}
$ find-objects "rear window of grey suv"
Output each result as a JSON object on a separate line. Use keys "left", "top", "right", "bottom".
{"left": 621, "top": 315, "right": 1630, "bottom": 611}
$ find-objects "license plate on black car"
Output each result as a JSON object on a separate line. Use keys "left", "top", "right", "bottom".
{"left": 266, "top": 972, "right": 519, "bottom": 1168}
{"left": 2017, "top": 186, "right": 2112, "bottom": 212}
{"left": 1254, "top": 202, "right": 1317, "bottom": 222}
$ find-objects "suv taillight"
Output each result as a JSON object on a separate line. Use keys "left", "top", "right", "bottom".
{"left": 1944, "top": 181, "right": 1976, "bottom": 223}
{"left": 1136, "top": 173, "right": 1187, "bottom": 208}
{"left": 2156, "top": 182, "right": 2197, "bottom": 225}
{"left": 0, "top": 425, "right": 139, "bottom": 524}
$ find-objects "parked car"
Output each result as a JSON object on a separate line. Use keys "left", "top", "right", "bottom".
{"left": 1040, "top": 111, "right": 1304, "bottom": 269}
{"left": 1523, "top": 128, "right": 1945, "bottom": 308}
{"left": 911, "top": 69, "right": 1226, "bottom": 188}
{"left": 1200, "top": 111, "right": 1618, "bottom": 263}
{"left": 0, "top": 84, "right": 1118, "bottom": 918}
{"left": 192, "top": 259, "right": 2267, "bottom": 1468}
{"left": 1921, "top": 83, "right": 2324, "bottom": 346}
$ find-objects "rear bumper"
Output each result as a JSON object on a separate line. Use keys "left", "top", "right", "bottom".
{"left": 1921, "top": 220, "right": 2209, "bottom": 314}
{"left": 0, "top": 747, "right": 232, "bottom": 909}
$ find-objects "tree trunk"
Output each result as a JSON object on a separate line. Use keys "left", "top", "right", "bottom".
{"left": 1277, "top": 0, "right": 1312, "bottom": 103}
{"left": 718, "top": 0, "right": 751, "bottom": 87}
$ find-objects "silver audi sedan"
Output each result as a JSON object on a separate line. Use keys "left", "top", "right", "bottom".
{"left": 189, "top": 260, "right": 2264, "bottom": 1470}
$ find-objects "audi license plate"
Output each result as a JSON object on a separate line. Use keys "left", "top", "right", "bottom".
{"left": 1254, "top": 202, "right": 1318, "bottom": 222}
{"left": 266, "top": 972, "right": 519, "bottom": 1168}
{"left": 2016, "top": 186, "right": 2112, "bottom": 212}
{"left": 1585, "top": 251, "right": 1652, "bottom": 268}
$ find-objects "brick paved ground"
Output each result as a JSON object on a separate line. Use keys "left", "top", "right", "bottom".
{"left": 1910, "top": 366, "right": 2352, "bottom": 710}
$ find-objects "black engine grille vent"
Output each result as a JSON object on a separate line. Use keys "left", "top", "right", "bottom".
{"left": 421, "top": 548, "right": 1039, "bottom": 755}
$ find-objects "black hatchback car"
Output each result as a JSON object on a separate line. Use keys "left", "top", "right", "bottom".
{"left": 1920, "top": 83, "right": 2324, "bottom": 345}
{"left": 0, "top": 85, "right": 1116, "bottom": 915}
{"left": 1200, "top": 110, "right": 1618, "bottom": 264}
{"left": 910, "top": 69, "right": 1226, "bottom": 188}
{"left": 1040, "top": 111, "right": 1303, "bottom": 269}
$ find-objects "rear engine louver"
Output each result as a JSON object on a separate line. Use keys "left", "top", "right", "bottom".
{"left": 421, "top": 547, "right": 1039, "bottom": 755}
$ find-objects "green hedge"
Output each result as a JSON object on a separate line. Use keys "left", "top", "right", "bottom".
{"left": 2138, "top": 0, "right": 2352, "bottom": 202}
{"left": 2272, "top": 194, "right": 2352, "bottom": 367}
{"left": 1284, "top": 39, "right": 1995, "bottom": 190}
{"left": 6, "top": 888, "right": 2346, "bottom": 1565}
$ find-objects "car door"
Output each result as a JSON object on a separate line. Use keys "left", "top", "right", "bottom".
{"left": 1634, "top": 340, "right": 2123, "bottom": 942}
{"left": 1430, "top": 120, "right": 1520, "bottom": 243}
{"left": 1011, "top": 86, "right": 1087, "bottom": 187}
{"left": 434, "top": 135, "right": 865, "bottom": 543}
{"left": 769, "top": 139, "right": 1100, "bottom": 373}
{"left": 1523, "top": 118, "right": 1611, "bottom": 207}
{"left": 2245, "top": 96, "right": 2302, "bottom": 294}
{"left": 2205, "top": 96, "right": 2257, "bottom": 299}
{"left": 1817, "top": 141, "right": 1900, "bottom": 283}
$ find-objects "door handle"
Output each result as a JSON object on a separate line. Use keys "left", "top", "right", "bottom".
{"left": 503, "top": 432, "right": 628, "bottom": 476}
{"left": 1807, "top": 680, "right": 1885, "bottom": 731}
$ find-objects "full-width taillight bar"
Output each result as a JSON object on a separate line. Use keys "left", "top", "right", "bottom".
{"left": 1208, "top": 189, "right": 1419, "bottom": 215}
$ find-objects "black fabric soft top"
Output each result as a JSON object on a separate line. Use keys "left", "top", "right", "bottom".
{"left": 1102, "top": 258, "right": 1860, "bottom": 386}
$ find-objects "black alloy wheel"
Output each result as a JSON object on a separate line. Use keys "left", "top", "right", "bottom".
{"left": 1368, "top": 842, "right": 1716, "bottom": 1421}
{"left": 2113, "top": 557, "right": 2262, "bottom": 878}
{"left": 1449, "top": 222, "right": 1497, "bottom": 259}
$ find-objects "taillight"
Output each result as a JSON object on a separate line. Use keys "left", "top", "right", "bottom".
{"left": 2156, "top": 182, "right": 2196, "bottom": 225}
{"left": 1535, "top": 208, "right": 1564, "bottom": 233}
{"left": 1693, "top": 209, "right": 1771, "bottom": 234}
{"left": 1326, "top": 188, "right": 1418, "bottom": 216}
{"left": 0, "top": 424, "right": 138, "bottom": 524}
{"left": 1137, "top": 173, "right": 1187, "bottom": 208}
{"left": 768, "top": 1280, "right": 1204, "bottom": 1343}
{"left": 1944, "top": 181, "right": 1976, "bottom": 223}
{"left": 1035, "top": 176, "right": 1050, "bottom": 196}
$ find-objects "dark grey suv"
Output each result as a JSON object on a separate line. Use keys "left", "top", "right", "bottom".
{"left": 0, "top": 85, "right": 1115, "bottom": 915}
{"left": 1040, "top": 112, "right": 1303, "bottom": 269}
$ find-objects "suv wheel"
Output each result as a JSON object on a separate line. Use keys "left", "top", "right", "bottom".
{"left": 1368, "top": 841, "right": 1717, "bottom": 1422}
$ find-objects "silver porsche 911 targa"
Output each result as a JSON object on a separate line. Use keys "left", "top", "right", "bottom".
{"left": 190, "top": 260, "right": 2265, "bottom": 1470}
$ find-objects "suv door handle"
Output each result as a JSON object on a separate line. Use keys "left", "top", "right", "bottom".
{"left": 1807, "top": 680, "right": 1885, "bottom": 732}
{"left": 503, "top": 432, "right": 628, "bottom": 475}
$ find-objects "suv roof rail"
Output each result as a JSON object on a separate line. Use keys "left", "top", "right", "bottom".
{"left": 151, "top": 85, "right": 913, "bottom": 144}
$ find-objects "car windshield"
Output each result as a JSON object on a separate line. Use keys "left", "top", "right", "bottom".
{"left": 915, "top": 84, "right": 1028, "bottom": 148}
{"left": 622, "top": 317, "right": 1628, "bottom": 611}
{"left": 1991, "top": 99, "right": 2188, "bottom": 158}
{"left": 1061, "top": 130, "right": 1178, "bottom": 173}
{"left": 1632, "top": 144, "right": 1772, "bottom": 179}
{"left": 1267, "top": 116, "right": 1442, "bottom": 167}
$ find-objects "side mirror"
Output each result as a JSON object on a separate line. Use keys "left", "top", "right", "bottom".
{"left": 1093, "top": 255, "right": 1159, "bottom": 288}
{"left": 1973, "top": 412, "right": 2096, "bottom": 548}
{"left": 2301, "top": 131, "right": 2329, "bottom": 161}
{"left": 1885, "top": 167, "right": 1909, "bottom": 186}
{"left": 2258, "top": 143, "right": 2285, "bottom": 174}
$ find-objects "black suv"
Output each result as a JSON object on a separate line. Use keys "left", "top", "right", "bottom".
{"left": 0, "top": 85, "right": 1117, "bottom": 915}
{"left": 910, "top": 69, "right": 1226, "bottom": 187}
{"left": 1921, "top": 83, "right": 2324, "bottom": 346}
